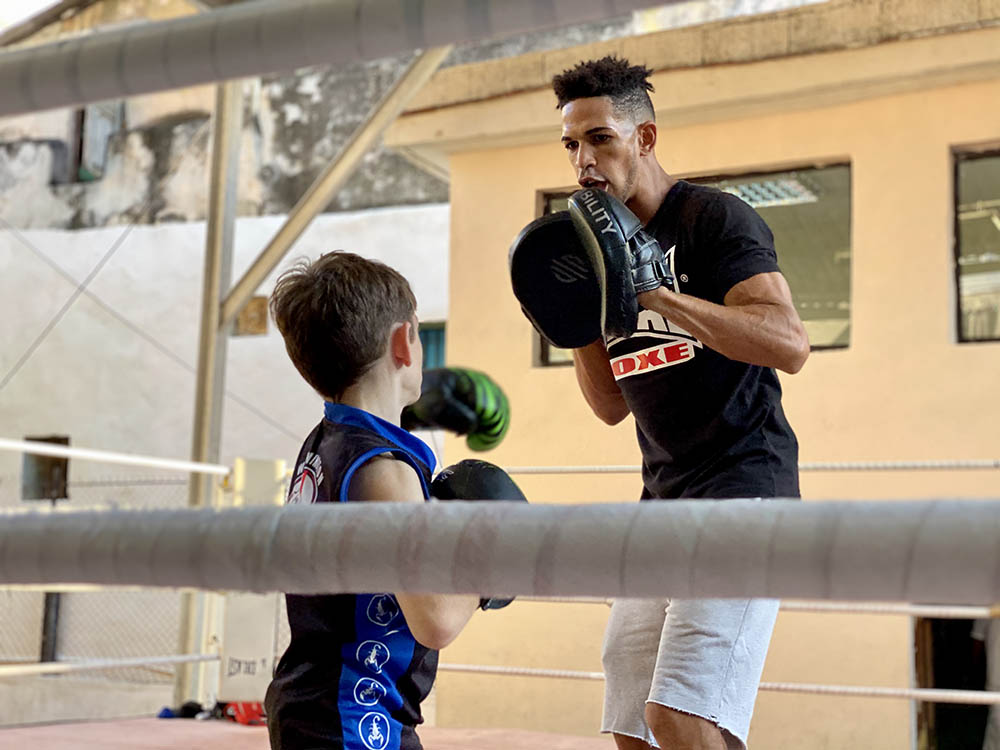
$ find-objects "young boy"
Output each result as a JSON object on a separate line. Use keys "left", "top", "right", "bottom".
{"left": 264, "top": 251, "right": 481, "bottom": 750}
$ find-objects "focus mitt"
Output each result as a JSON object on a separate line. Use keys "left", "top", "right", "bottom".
{"left": 567, "top": 188, "right": 675, "bottom": 339}
{"left": 430, "top": 459, "right": 527, "bottom": 610}
{"left": 509, "top": 211, "right": 603, "bottom": 349}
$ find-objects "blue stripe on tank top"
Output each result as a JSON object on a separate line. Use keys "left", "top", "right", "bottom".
{"left": 338, "top": 591, "right": 415, "bottom": 750}
{"left": 331, "top": 403, "right": 429, "bottom": 749}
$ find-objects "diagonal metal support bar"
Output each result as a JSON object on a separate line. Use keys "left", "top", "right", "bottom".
{"left": 219, "top": 44, "right": 452, "bottom": 330}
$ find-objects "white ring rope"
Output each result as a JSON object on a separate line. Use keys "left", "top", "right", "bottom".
{"left": 436, "top": 663, "right": 1000, "bottom": 705}
{"left": 505, "top": 459, "right": 1000, "bottom": 475}
{"left": 0, "top": 437, "right": 230, "bottom": 476}
{"left": 3, "top": 500, "right": 1000, "bottom": 603}
{"left": 778, "top": 601, "right": 1000, "bottom": 618}
{"left": 5, "top": 654, "right": 998, "bottom": 705}
{"left": 9, "top": 590, "right": 994, "bottom": 619}
{"left": 0, "top": 0, "right": 672, "bottom": 118}
{"left": 0, "top": 653, "right": 218, "bottom": 679}
{"left": 520, "top": 596, "right": 1000, "bottom": 620}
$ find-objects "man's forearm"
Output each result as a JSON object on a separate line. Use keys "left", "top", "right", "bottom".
{"left": 572, "top": 341, "right": 630, "bottom": 424}
{"left": 637, "top": 288, "right": 809, "bottom": 373}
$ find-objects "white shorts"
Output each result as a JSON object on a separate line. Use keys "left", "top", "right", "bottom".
{"left": 601, "top": 597, "right": 779, "bottom": 749}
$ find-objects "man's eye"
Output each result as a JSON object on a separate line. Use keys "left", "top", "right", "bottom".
{"left": 564, "top": 141, "right": 577, "bottom": 151}
{"left": 592, "top": 134, "right": 610, "bottom": 144}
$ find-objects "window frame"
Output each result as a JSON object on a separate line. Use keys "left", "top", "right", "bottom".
{"left": 952, "top": 146, "right": 1000, "bottom": 345}
{"left": 686, "top": 163, "right": 852, "bottom": 352}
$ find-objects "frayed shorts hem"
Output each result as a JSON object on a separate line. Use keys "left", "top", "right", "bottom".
{"left": 602, "top": 701, "right": 744, "bottom": 750}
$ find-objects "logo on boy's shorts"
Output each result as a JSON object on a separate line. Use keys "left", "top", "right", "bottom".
{"left": 360, "top": 712, "right": 390, "bottom": 750}
{"left": 288, "top": 452, "right": 323, "bottom": 504}
{"left": 367, "top": 594, "right": 400, "bottom": 627}
{"left": 357, "top": 640, "right": 390, "bottom": 674}
{"left": 354, "top": 677, "right": 387, "bottom": 706}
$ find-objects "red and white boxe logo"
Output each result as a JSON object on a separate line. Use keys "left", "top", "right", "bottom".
{"left": 610, "top": 339, "right": 697, "bottom": 380}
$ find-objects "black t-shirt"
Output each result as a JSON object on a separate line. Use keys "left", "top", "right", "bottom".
{"left": 605, "top": 180, "right": 800, "bottom": 500}
{"left": 265, "top": 403, "right": 438, "bottom": 750}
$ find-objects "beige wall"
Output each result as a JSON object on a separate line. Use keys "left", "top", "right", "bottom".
{"left": 421, "top": 35, "right": 1000, "bottom": 750}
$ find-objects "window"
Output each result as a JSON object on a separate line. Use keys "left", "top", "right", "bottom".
{"left": 73, "top": 101, "right": 124, "bottom": 182}
{"left": 536, "top": 163, "right": 852, "bottom": 366}
{"left": 419, "top": 324, "right": 446, "bottom": 370}
{"left": 955, "top": 150, "right": 1000, "bottom": 343}
{"left": 692, "top": 165, "right": 851, "bottom": 350}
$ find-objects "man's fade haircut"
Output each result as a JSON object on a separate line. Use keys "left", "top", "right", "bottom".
{"left": 552, "top": 56, "right": 655, "bottom": 122}
{"left": 270, "top": 251, "right": 416, "bottom": 401}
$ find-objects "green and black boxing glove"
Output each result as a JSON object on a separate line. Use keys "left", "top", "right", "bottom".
{"left": 430, "top": 459, "right": 527, "bottom": 610}
{"left": 401, "top": 367, "right": 510, "bottom": 452}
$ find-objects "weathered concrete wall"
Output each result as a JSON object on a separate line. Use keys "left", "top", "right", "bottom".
{"left": 255, "top": 58, "right": 449, "bottom": 215}
{"left": 0, "top": 0, "right": 645, "bottom": 229}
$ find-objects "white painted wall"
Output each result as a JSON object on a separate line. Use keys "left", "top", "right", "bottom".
{"left": 0, "top": 203, "right": 450, "bottom": 492}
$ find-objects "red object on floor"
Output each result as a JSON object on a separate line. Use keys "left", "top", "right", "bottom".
{"left": 224, "top": 701, "right": 266, "bottom": 726}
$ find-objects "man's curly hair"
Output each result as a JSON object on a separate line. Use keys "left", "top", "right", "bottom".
{"left": 552, "top": 56, "right": 655, "bottom": 122}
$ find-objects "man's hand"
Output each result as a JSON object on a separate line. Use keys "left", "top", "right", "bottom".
{"left": 567, "top": 188, "right": 675, "bottom": 339}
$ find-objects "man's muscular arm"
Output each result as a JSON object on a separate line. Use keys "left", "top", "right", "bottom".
{"left": 637, "top": 271, "right": 809, "bottom": 374}
{"left": 349, "top": 457, "right": 479, "bottom": 649}
{"left": 571, "top": 340, "right": 630, "bottom": 425}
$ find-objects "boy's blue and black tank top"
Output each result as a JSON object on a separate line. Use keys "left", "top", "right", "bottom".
{"left": 265, "top": 402, "right": 438, "bottom": 750}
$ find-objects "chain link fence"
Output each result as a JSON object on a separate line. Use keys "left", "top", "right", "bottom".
{"left": 0, "top": 474, "right": 191, "bottom": 684}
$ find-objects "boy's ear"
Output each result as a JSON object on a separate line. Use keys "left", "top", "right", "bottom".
{"left": 389, "top": 321, "right": 414, "bottom": 368}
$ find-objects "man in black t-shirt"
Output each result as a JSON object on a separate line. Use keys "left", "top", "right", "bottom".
{"left": 551, "top": 57, "right": 810, "bottom": 750}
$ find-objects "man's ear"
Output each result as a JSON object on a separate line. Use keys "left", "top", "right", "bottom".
{"left": 390, "top": 321, "right": 414, "bottom": 368}
{"left": 637, "top": 120, "right": 657, "bottom": 155}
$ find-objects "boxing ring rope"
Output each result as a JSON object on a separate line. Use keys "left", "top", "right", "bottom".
{"left": 0, "top": 653, "right": 218, "bottom": 679}
{"left": 520, "top": 596, "right": 1000, "bottom": 619}
{"left": 5, "top": 499, "right": 1000, "bottom": 708}
{"left": 505, "top": 459, "right": 1000, "bottom": 474}
{"left": 0, "top": 437, "right": 230, "bottom": 476}
{"left": 0, "top": 0, "right": 675, "bottom": 118}
{"left": 9, "top": 587, "right": 994, "bottom": 620}
{"left": 3, "top": 500, "right": 1000, "bottom": 603}
{"left": 435, "top": 663, "right": 1000, "bottom": 706}
{"left": 10, "top": 652, "right": 999, "bottom": 706}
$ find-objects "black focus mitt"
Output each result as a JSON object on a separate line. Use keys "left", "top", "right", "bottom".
{"left": 508, "top": 211, "right": 603, "bottom": 349}
{"left": 430, "top": 459, "right": 527, "bottom": 610}
{"left": 567, "top": 188, "right": 675, "bottom": 339}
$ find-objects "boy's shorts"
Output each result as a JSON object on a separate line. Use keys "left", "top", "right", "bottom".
{"left": 601, "top": 597, "right": 779, "bottom": 749}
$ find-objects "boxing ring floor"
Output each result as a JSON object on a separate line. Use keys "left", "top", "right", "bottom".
{"left": 0, "top": 718, "right": 612, "bottom": 749}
